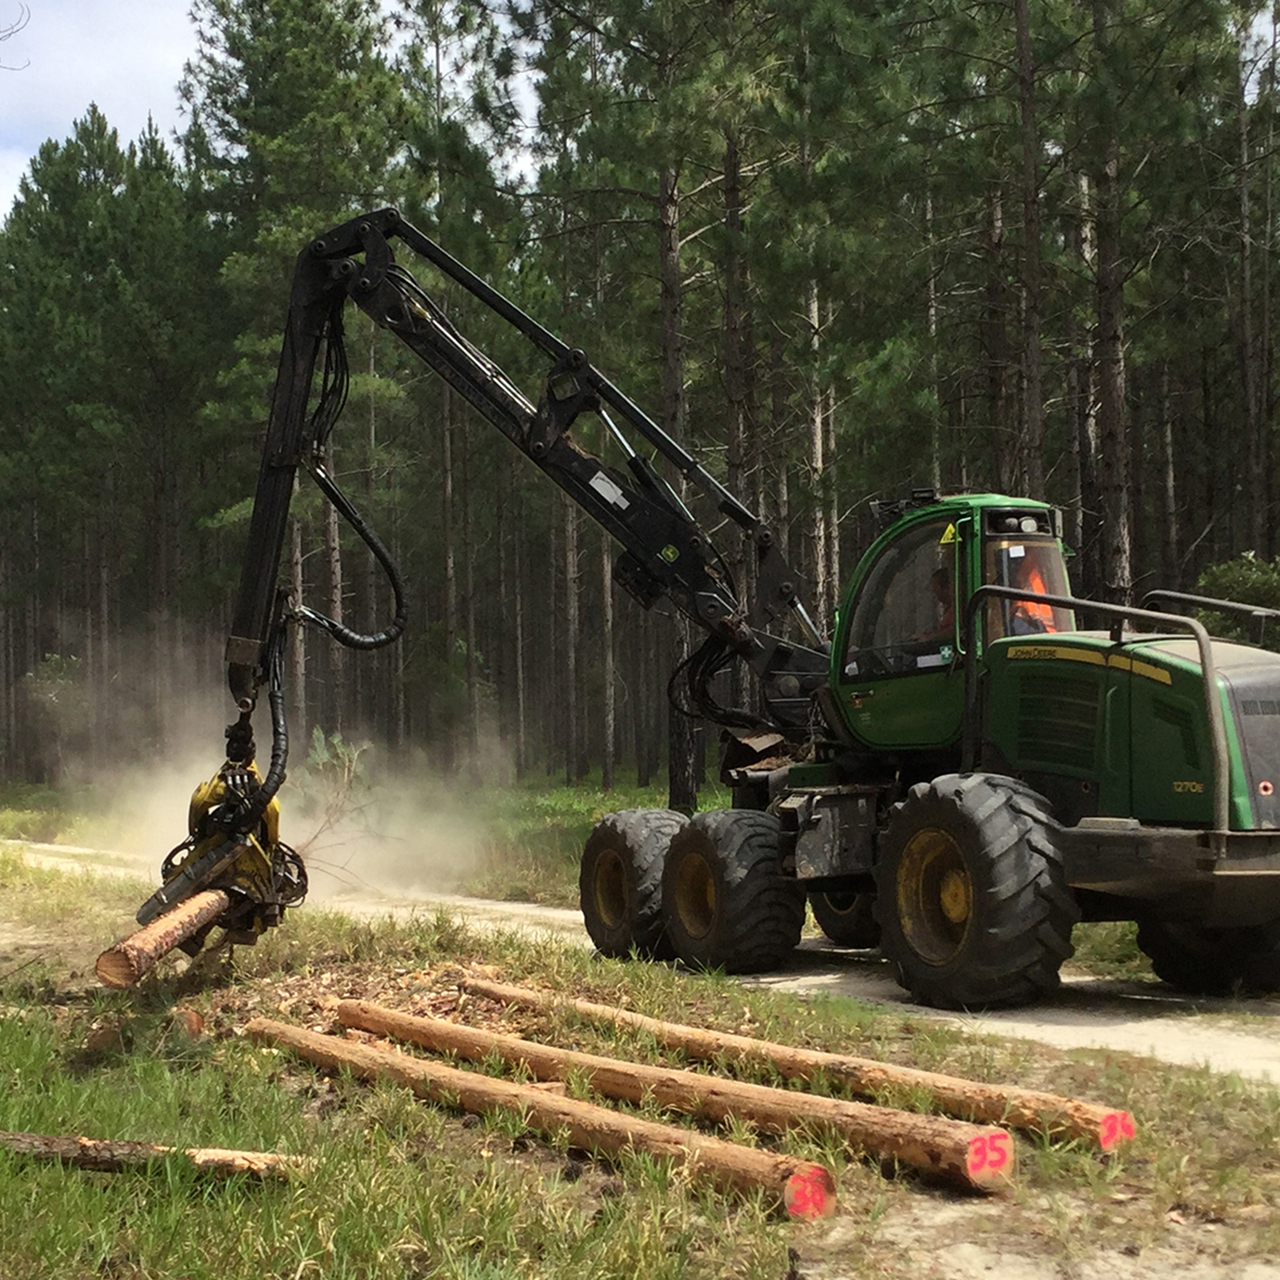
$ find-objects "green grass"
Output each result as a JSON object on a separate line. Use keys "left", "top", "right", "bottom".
{"left": 0, "top": 782, "right": 82, "bottom": 843}
{"left": 464, "top": 777, "right": 728, "bottom": 908}
{"left": 1, "top": 854, "right": 1280, "bottom": 1276}
{"left": 1068, "top": 922, "right": 1152, "bottom": 980}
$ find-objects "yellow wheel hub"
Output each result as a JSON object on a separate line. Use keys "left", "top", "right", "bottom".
{"left": 939, "top": 868, "right": 972, "bottom": 924}
{"left": 593, "top": 848, "right": 627, "bottom": 930}
{"left": 895, "top": 827, "right": 973, "bottom": 966}
{"left": 673, "top": 851, "right": 717, "bottom": 940}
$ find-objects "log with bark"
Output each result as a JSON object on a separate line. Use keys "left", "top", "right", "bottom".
{"left": 460, "top": 978, "right": 1136, "bottom": 1152}
{"left": 95, "top": 889, "right": 231, "bottom": 989}
{"left": 337, "top": 998, "right": 1014, "bottom": 1190}
{"left": 245, "top": 1016, "right": 835, "bottom": 1219}
{"left": 0, "top": 1129, "right": 303, "bottom": 1178}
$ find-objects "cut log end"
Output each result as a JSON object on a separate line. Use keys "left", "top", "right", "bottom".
{"left": 1098, "top": 1110, "right": 1137, "bottom": 1151}
{"left": 93, "top": 951, "right": 137, "bottom": 990}
{"left": 783, "top": 1164, "right": 836, "bottom": 1220}
{"left": 95, "top": 889, "right": 231, "bottom": 989}
{"left": 964, "top": 1130, "right": 1017, "bottom": 1185}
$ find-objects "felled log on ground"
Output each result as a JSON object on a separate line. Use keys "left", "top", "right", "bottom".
{"left": 246, "top": 1016, "right": 835, "bottom": 1220}
{"left": 0, "top": 1129, "right": 302, "bottom": 1178}
{"left": 338, "top": 998, "right": 1014, "bottom": 1190}
{"left": 460, "top": 978, "right": 1136, "bottom": 1152}
{"left": 95, "top": 890, "right": 231, "bottom": 989}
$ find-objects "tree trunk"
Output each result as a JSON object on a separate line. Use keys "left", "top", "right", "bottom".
{"left": 0, "top": 1129, "right": 304, "bottom": 1179}
{"left": 1015, "top": 0, "right": 1045, "bottom": 498}
{"left": 1237, "top": 23, "right": 1264, "bottom": 552}
{"left": 290, "top": 501, "right": 307, "bottom": 745}
{"left": 460, "top": 979, "right": 1136, "bottom": 1151}
{"left": 1093, "top": 114, "right": 1131, "bottom": 599}
{"left": 514, "top": 474, "right": 528, "bottom": 778}
{"left": 564, "top": 496, "right": 582, "bottom": 784}
{"left": 1067, "top": 170, "right": 1101, "bottom": 594}
{"left": 463, "top": 442, "right": 479, "bottom": 775}
{"left": 246, "top": 1017, "right": 835, "bottom": 1219}
{"left": 1159, "top": 364, "right": 1180, "bottom": 588}
{"left": 806, "top": 280, "right": 829, "bottom": 627}
{"left": 723, "top": 126, "right": 751, "bottom": 711}
{"left": 984, "top": 184, "right": 1015, "bottom": 492}
{"left": 339, "top": 999, "right": 1014, "bottom": 1189}
{"left": 601, "top": 529, "right": 615, "bottom": 790}
{"left": 324, "top": 442, "right": 345, "bottom": 731}
{"left": 658, "top": 161, "right": 697, "bottom": 813}
{"left": 442, "top": 383, "right": 458, "bottom": 773}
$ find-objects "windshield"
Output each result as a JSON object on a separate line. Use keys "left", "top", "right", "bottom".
{"left": 984, "top": 537, "right": 1074, "bottom": 639}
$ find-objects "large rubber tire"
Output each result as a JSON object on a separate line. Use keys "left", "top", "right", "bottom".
{"left": 580, "top": 809, "right": 686, "bottom": 959}
{"left": 1136, "top": 918, "right": 1280, "bottom": 997}
{"left": 661, "top": 809, "right": 805, "bottom": 973}
{"left": 809, "top": 890, "right": 881, "bottom": 949}
{"left": 875, "top": 774, "right": 1078, "bottom": 1010}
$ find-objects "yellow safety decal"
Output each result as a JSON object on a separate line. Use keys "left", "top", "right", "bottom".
{"left": 1102, "top": 653, "right": 1172, "bottom": 683}
{"left": 1006, "top": 646, "right": 1173, "bottom": 684}
{"left": 939, "top": 523, "right": 957, "bottom": 545}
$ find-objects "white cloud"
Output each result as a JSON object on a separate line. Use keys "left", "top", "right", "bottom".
{"left": 0, "top": 0, "right": 196, "bottom": 216}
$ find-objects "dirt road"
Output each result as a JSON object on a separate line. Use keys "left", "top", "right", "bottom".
{"left": 12, "top": 838, "right": 1280, "bottom": 1084}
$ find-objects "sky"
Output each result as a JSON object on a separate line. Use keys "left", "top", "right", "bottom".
{"left": 0, "top": 0, "right": 197, "bottom": 218}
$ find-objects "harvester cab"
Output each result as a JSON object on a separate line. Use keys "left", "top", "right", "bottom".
{"left": 828, "top": 495, "right": 1073, "bottom": 758}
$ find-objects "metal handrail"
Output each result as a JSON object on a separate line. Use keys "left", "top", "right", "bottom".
{"left": 961, "top": 586, "right": 1230, "bottom": 836}
{"left": 1141, "top": 590, "right": 1280, "bottom": 648}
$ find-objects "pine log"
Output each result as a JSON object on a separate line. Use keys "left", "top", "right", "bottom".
{"left": 460, "top": 978, "right": 1136, "bottom": 1152}
{"left": 338, "top": 998, "right": 1014, "bottom": 1190}
{"left": 0, "top": 1129, "right": 302, "bottom": 1178}
{"left": 245, "top": 1016, "right": 835, "bottom": 1219}
{"left": 95, "top": 890, "right": 231, "bottom": 989}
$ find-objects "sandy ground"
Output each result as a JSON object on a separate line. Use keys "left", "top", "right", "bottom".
{"left": 10, "top": 836, "right": 1280, "bottom": 1085}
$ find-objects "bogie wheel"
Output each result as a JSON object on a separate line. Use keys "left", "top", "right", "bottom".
{"left": 875, "top": 774, "right": 1078, "bottom": 1010}
{"left": 1136, "top": 917, "right": 1280, "bottom": 996}
{"left": 809, "top": 890, "right": 881, "bottom": 949}
{"left": 662, "top": 809, "right": 805, "bottom": 973}
{"left": 580, "top": 809, "right": 687, "bottom": 960}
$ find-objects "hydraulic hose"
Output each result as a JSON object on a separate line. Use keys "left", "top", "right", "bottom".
{"left": 235, "top": 622, "right": 290, "bottom": 833}
{"left": 295, "top": 456, "right": 408, "bottom": 651}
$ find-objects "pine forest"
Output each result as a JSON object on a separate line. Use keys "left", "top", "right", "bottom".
{"left": 3, "top": 0, "right": 1280, "bottom": 802}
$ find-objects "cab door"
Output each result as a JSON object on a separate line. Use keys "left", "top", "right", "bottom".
{"left": 836, "top": 517, "right": 966, "bottom": 750}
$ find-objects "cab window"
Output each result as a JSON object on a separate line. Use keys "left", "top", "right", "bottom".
{"left": 843, "top": 520, "right": 959, "bottom": 679}
{"left": 984, "top": 537, "right": 1074, "bottom": 639}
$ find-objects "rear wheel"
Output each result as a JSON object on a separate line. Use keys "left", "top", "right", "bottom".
{"left": 1136, "top": 918, "right": 1280, "bottom": 996}
{"left": 875, "top": 774, "right": 1078, "bottom": 1010}
{"left": 580, "top": 810, "right": 686, "bottom": 959}
{"left": 662, "top": 809, "right": 805, "bottom": 973}
{"left": 809, "top": 890, "right": 880, "bottom": 949}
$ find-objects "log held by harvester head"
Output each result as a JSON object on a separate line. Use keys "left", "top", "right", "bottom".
{"left": 95, "top": 890, "right": 232, "bottom": 989}
{"left": 244, "top": 1016, "right": 836, "bottom": 1220}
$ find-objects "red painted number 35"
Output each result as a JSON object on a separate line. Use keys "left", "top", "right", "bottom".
{"left": 966, "top": 1131, "right": 1012, "bottom": 1176}
{"left": 1099, "top": 1110, "right": 1137, "bottom": 1151}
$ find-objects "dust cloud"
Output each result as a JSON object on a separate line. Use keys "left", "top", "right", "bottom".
{"left": 61, "top": 697, "right": 493, "bottom": 903}
{"left": 284, "top": 751, "right": 491, "bottom": 906}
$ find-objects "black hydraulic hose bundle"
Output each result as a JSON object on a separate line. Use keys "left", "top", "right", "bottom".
{"left": 237, "top": 306, "right": 409, "bottom": 835}
{"left": 295, "top": 456, "right": 408, "bottom": 651}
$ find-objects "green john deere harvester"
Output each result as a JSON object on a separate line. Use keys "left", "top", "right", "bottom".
{"left": 583, "top": 491, "right": 1280, "bottom": 1009}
